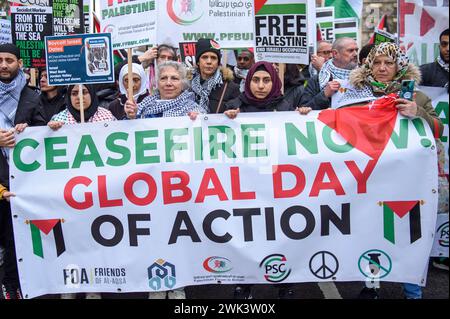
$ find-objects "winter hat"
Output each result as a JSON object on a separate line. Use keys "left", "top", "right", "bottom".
{"left": 195, "top": 38, "right": 221, "bottom": 63}
{"left": 0, "top": 43, "right": 20, "bottom": 59}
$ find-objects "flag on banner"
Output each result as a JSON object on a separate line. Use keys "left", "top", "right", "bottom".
{"left": 369, "top": 14, "right": 388, "bottom": 44}
{"left": 28, "top": 219, "right": 66, "bottom": 258}
{"left": 324, "top": 0, "right": 363, "bottom": 19}
{"left": 382, "top": 201, "right": 422, "bottom": 245}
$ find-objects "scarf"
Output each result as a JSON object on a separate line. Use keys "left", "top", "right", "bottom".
{"left": 437, "top": 55, "right": 449, "bottom": 73}
{"left": 137, "top": 90, "right": 206, "bottom": 118}
{"left": 191, "top": 68, "right": 223, "bottom": 112}
{"left": 66, "top": 84, "right": 99, "bottom": 123}
{"left": 0, "top": 70, "right": 26, "bottom": 162}
{"left": 244, "top": 61, "right": 282, "bottom": 107}
{"left": 234, "top": 66, "right": 249, "bottom": 92}
{"left": 364, "top": 42, "right": 409, "bottom": 95}
{"left": 118, "top": 63, "right": 148, "bottom": 101}
{"left": 318, "top": 59, "right": 352, "bottom": 89}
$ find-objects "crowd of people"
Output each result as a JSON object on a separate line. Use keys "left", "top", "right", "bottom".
{"left": 0, "top": 28, "right": 448, "bottom": 299}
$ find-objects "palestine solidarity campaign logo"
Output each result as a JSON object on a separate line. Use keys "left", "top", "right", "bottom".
{"left": 167, "top": 0, "right": 204, "bottom": 25}
{"left": 27, "top": 219, "right": 66, "bottom": 258}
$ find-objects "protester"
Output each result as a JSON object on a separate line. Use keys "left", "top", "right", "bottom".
{"left": 124, "top": 61, "right": 203, "bottom": 299}
{"left": 420, "top": 29, "right": 449, "bottom": 89}
{"left": 223, "top": 61, "right": 295, "bottom": 299}
{"left": 303, "top": 42, "right": 443, "bottom": 299}
{"left": 38, "top": 68, "right": 66, "bottom": 123}
{"left": 191, "top": 38, "right": 240, "bottom": 114}
{"left": 125, "top": 61, "right": 204, "bottom": 120}
{"left": 233, "top": 49, "right": 255, "bottom": 92}
{"left": 145, "top": 44, "right": 178, "bottom": 94}
{"left": 300, "top": 37, "right": 359, "bottom": 109}
{"left": 0, "top": 43, "right": 46, "bottom": 299}
{"left": 282, "top": 64, "right": 306, "bottom": 109}
{"left": 108, "top": 63, "right": 149, "bottom": 120}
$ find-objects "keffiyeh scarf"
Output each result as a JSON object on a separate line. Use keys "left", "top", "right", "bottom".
{"left": 191, "top": 68, "right": 223, "bottom": 111}
{"left": 137, "top": 90, "right": 206, "bottom": 118}
{"left": 0, "top": 70, "right": 26, "bottom": 162}
{"left": 318, "top": 59, "right": 353, "bottom": 89}
{"left": 437, "top": 55, "right": 449, "bottom": 73}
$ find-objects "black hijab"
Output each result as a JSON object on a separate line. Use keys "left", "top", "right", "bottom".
{"left": 66, "top": 84, "right": 99, "bottom": 123}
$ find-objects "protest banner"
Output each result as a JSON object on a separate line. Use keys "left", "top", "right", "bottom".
{"left": 316, "top": 6, "right": 334, "bottom": 43}
{"left": 98, "top": 0, "right": 156, "bottom": 50}
{"left": 0, "top": 18, "right": 12, "bottom": 44}
{"left": 178, "top": 41, "right": 197, "bottom": 68}
{"left": 11, "top": 108, "right": 438, "bottom": 298}
{"left": 83, "top": 0, "right": 89, "bottom": 33}
{"left": 253, "top": 0, "right": 315, "bottom": 64}
{"left": 399, "top": 0, "right": 449, "bottom": 65}
{"left": 52, "top": 0, "right": 84, "bottom": 35}
{"left": 157, "top": 0, "right": 254, "bottom": 49}
{"left": 373, "top": 28, "right": 396, "bottom": 45}
{"left": 45, "top": 33, "right": 114, "bottom": 85}
{"left": 11, "top": 6, "right": 52, "bottom": 68}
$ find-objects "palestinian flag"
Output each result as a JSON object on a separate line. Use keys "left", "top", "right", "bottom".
{"left": 29, "top": 219, "right": 66, "bottom": 258}
{"left": 324, "top": 0, "right": 363, "bottom": 19}
{"left": 382, "top": 201, "right": 422, "bottom": 244}
{"left": 334, "top": 17, "right": 358, "bottom": 41}
{"left": 368, "top": 14, "right": 388, "bottom": 44}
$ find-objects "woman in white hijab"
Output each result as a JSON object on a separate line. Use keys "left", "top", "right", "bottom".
{"left": 108, "top": 63, "right": 149, "bottom": 119}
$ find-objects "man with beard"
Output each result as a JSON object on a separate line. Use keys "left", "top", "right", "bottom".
{"left": 300, "top": 37, "right": 359, "bottom": 109}
{"left": 0, "top": 43, "right": 45, "bottom": 299}
{"left": 420, "top": 29, "right": 449, "bottom": 89}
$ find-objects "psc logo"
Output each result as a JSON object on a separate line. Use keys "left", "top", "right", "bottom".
{"left": 259, "top": 254, "right": 291, "bottom": 283}
{"left": 148, "top": 259, "right": 176, "bottom": 290}
{"left": 437, "top": 221, "right": 449, "bottom": 247}
{"left": 167, "top": 0, "right": 204, "bottom": 25}
{"left": 203, "top": 256, "right": 233, "bottom": 273}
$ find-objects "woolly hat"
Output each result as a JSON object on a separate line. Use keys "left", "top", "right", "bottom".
{"left": 0, "top": 43, "right": 20, "bottom": 59}
{"left": 195, "top": 38, "right": 221, "bottom": 63}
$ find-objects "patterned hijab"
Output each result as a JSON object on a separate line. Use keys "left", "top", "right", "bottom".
{"left": 364, "top": 42, "right": 410, "bottom": 94}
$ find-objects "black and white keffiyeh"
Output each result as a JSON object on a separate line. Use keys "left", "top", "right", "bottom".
{"left": 437, "top": 55, "right": 449, "bottom": 73}
{"left": 318, "top": 59, "right": 352, "bottom": 89}
{"left": 191, "top": 68, "right": 223, "bottom": 111}
{"left": 0, "top": 70, "right": 26, "bottom": 162}
{"left": 137, "top": 90, "right": 206, "bottom": 118}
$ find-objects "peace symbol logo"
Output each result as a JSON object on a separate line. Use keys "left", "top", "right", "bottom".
{"left": 309, "top": 251, "right": 339, "bottom": 279}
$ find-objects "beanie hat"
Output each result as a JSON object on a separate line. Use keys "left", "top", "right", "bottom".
{"left": 0, "top": 43, "right": 20, "bottom": 59}
{"left": 195, "top": 38, "right": 221, "bottom": 64}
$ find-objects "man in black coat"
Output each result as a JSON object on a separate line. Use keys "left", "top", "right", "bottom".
{"left": 420, "top": 29, "right": 449, "bottom": 89}
{"left": 0, "top": 43, "right": 46, "bottom": 299}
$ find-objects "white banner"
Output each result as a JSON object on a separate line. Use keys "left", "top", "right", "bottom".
{"left": 316, "top": 6, "right": 334, "bottom": 43}
{"left": 399, "top": 0, "right": 449, "bottom": 66}
{"left": 98, "top": 0, "right": 156, "bottom": 49}
{"left": 157, "top": 0, "right": 254, "bottom": 49}
{"left": 11, "top": 112, "right": 438, "bottom": 298}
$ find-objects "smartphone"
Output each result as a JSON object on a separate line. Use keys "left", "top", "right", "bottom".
{"left": 400, "top": 80, "right": 415, "bottom": 100}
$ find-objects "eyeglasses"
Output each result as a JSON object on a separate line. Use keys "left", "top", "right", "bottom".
{"left": 238, "top": 56, "right": 250, "bottom": 61}
{"left": 317, "top": 50, "right": 332, "bottom": 55}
